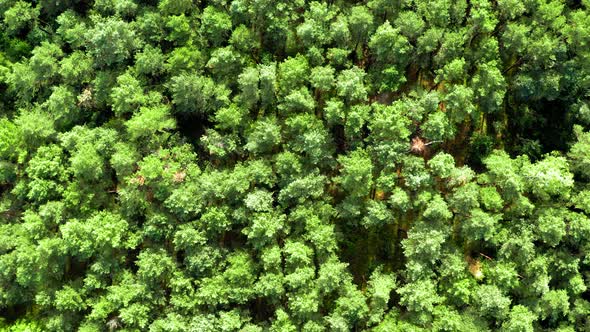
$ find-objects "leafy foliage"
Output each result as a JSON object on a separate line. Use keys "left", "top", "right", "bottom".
{"left": 1, "top": 0, "right": 590, "bottom": 331}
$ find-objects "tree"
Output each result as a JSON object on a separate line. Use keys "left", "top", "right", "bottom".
{"left": 336, "top": 67, "right": 368, "bottom": 104}
{"left": 279, "top": 87, "right": 315, "bottom": 114}
{"left": 366, "top": 267, "right": 396, "bottom": 325}
{"left": 444, "top": 85, "right": 476, "bottom": 123}
{"left": 59, "top": 51, "right": 93, "bottom": 86}
{"left": 482, "top": 150, "right": 525, "bottom": 202}
{"left": 395, "top": 11, "right": 425, "bottom": 40}
{"left": 3, "top": 1, "right": 39, "bottom": 35}
{"left": 501, "top": 305, "right": 537, "bottom": 332}
{"left": 29, "top": 42, "right": 63, "bottom": 86}
{"left": 133, "top": 10, "right": 166, "bottom": 43}
{"left": 398, "top": 278, "right": 443, "bottom": 319}
{"left": 258, "top": 63, "right": 277, "bottom": 110}
{"left": 461, "top": 209, "right": 499, "bottom": 241}
{"left": 0, "top": 118, "right": 21, "bottom": 163}
{"left": 336, "top": 149, "right": 373, "bottom": 199}
{"left": 348, "top": 5, "right": 374, "bottom": 49}
{"left": 278, "top": 55, "right": 309, "bottom": 97}
{"left": 534, "top": 210, "right": 565, "bottom": 247}
{"left": 473, "top": 284, "right": 511, "bottom": 320}
{"left": 14, "top": 110, "right": 56, "bottom": 149}
{"left": 296, "top": 1, "right": 335, "bottom": 48}
{"left": 158, "top": 0, "right": 193, "bottom": 15}
{"left": 126, "top": 105, "right": 176, "bottom": 142}
{"left": 369, "top": 21, "right": 412, "bottom": 67}
{"left": 422, "top": 111, "right": 454, "bottom": 141}
{"left": 568, "top": 126, "right": 590, "bottom": 179}
{"left": 134, "top": 45, "right": 165, "bottom": 76}
{"left": 164, "top": 14, "right": 192, "bottom": 45}
{"left": 169, "top": 73, "right": 229, "bottom": 115}
{"left": 110, "top": 142, "right": 139, "bottom": 179}
{"left": 523, "top": 154, "right": 574, "bottom": 201}
{"left": 200, "top": 6, "right": 232, "bottom": 46}
{"left": 428, "top": 152, "right": 455, "bottom": 178}
{"left": 110, "top": 72, "right": 146, "bottom": 116}
{"left": 539, "top": 289, "right": 570, "bottom": 322}
{"left": 367, "top": 103, "right": 412, "bottom": 166}
{"left": 5, "top": 62, "right": 37, "bottom": 105}
{"left": 206, "top": 46, "right": 243, "bottom": 85}
{"left": 317, "top": 256, "right": 349, "bottom": 294}
{"left": 230, "top": 25, "right": 259, "bottom": 53}
{"left": 245, "top": 117, "right": 282, "bottom": 155}
{"left": 56, "top": 10, "right": 87, "bottom": 49}
{"left": 284, "top": 114, "right": 334, "bottom": 167}
{"left": 237, "top": 67, "right": 260, "bottom": 109}
{"left": 165, "top": 46, "right": 203, "bottom": 75}
{"left": 362, "top": 200, "right": 393, "bottom": 228}
{"left": 42, "top": 86, "right": 80, "bottom": 130}
{"left": 471, "top": 61, "right": 506, "bottom": 113}
{"left": 24, "top": 144, "right": 68, "bottom": 203}
{"left": 61, "top": 211, "right": 129, "bottom": 260}
{"left": 85, "top": 17, "right": 139, "bottom": 67}
{"left": 330, "top": 282, "right": 369, "bottom": 329}
{"left": 243, "top": 212, "right": 286, "bottom": 248}
{"left": 310, "top": 65, "right": 335, "bottom": 91}
{"left": 402, "top": 220, "right": 447, "bottom": 265}
{"left": 196, "top": 252, "right": 257, "bottom": 305}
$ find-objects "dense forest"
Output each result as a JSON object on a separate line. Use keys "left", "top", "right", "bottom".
{"left": 1, "top": 0, "right": 590, "bottom": 330}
